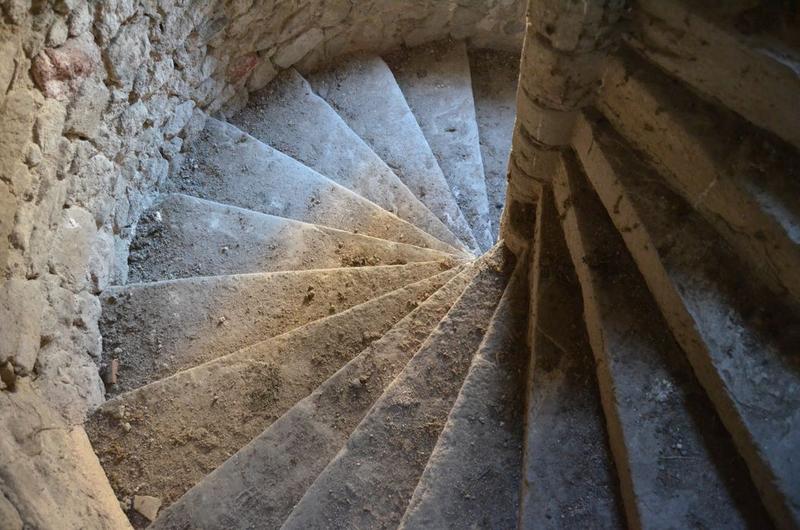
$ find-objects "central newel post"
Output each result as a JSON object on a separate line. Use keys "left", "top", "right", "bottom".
{"left": 500, "top": 0, "right": 628, "bottom": 255}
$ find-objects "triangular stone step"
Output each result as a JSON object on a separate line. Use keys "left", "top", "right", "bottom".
{"left": 574, "top": 114, "right": 800, "bottom": 528}
{"left": 600, "top": 51, "right": 800, "bottom": 303}
{"left": 386, "top": 40, "right": 494, "bottom": 251}
{"left": 166, "top": 118, "right": 460, "bottom": 254}
{"left": 151, "top": 267, "right": 476, "bottom": 530}
{"left": 554, "top": 153, "right": 772, "bottom": 529}
{"left": 86, "top": 269, "right": 457, "bottom": 513}
{"left": 281, "top": 245, "right": 511, "bottom": 530}
{"left": 101, "top": 262, "right": 450, "bottom": 395}
{"left": 469, "top": 49, "right": 519, "bottom": 240}
{"left": 127, "top": 194, "right": 458, "bottom": 283}
{"left": 399, "top": 259, "right": 528, "bottom": 529}
{"left": 520, "top": 189, "right": 624, "bottom": 529}
{"left": 306, "top": 54, "right": 481, "bottom": 254}
{"left": 230, "top": 69, "right": 470, "bottom": 254}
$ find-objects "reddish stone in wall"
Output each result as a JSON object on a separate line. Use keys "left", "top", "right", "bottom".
{"left": 227, "top": 53, "right": 260, "bottom": 83}
{"left": 32, "top": 36, "right": 101, "bottom": 100}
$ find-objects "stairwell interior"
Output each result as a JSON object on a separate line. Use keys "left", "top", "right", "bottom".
{"left": 0, "top": 0, "right": 799, "bottom": 529}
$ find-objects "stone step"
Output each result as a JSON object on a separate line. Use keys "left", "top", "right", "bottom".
{"left": 86, "top": 270, "right": 457, "bottom": 514}
{"left": 306, "top": 55, "right": 481, "bottom": 254}
{"left": 573, "top": 114, "right": 800, "bottom": 529}
{"left": 553, "top": 153, "right": 772, "bottom": 529}
{"left": 281, "top": 245, "right": 512, "bottom": 530}
{"left": 600, "top": 51, "right": 800, "bottom": 304}
{"left": 127, "top": 194, "right": 458, "bottom": 283}
{"left": 101, "top": 262, "right": 451, "bottom": 395}
{"left": 520, "top": 188, "right": 624, "bottom": 529}
{"left": 151, "top": 267, "right": 475, "bottom": 530}
{"left": 469, "top": 48, "right": 519, "bottom": 240}
{"left": 230, "top": 69, "right": 470, "bottom": 254}
{"left": 386, "top": 40, "right": 494, "bottom": 251}
{"left": 630, "top": 0, "right": 800, "bottom": 151}
{"left": 399, "top": 260, "right": 528, "bottom": 529}
{"left": 166, "top": 117, "right": 460, "bottom": 254}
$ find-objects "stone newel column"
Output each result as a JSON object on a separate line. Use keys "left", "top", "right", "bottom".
{"left": 500, "top": 0, "right": 627, "bottom": 254}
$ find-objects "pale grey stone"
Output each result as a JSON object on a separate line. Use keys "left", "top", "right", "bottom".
{"left": 0, "top": 278, "right": 43, "bottom": 373}
{"left": 106, "top": 19, "right": 151, "bottom": 87}
{"left": 65, "top": 78, "right": 110, "bottom": 139}
{"left": 163, "top": 100, "right": 195, "bottom": 138}
{"left": 47, "top": 18, "right": 69, "bottom": 47}
{"left": 274, "top": 27, "right": 324, "bottom": 68}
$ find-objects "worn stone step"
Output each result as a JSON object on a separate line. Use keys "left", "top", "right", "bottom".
{"left": 281, "top": 245, "right": 511, "bottom": 530}
{"left": 101, "top": 262, "right": 451, "bottom": 395}
{"left": 469, "top": 48, "right": 519, "bottom": 240}
{"left": 151, "top": 267, "right": 475, "bottom": 530}
{"left": 127, "top": 194, "right": 458, "bottom": 283}
{"left": 386, "top": 40, "right": 494, "bottom": 251}
{"left": 630, "top": 0, "right": 800, "bottom": 151}
{"left": 553, "top": 153, "right": 772, "bottom": 529}
{"left": 399, "top": 260, "right": 528, "bottom": 530}
{"left": 166, "top": 117, "right": 460, "bottom": 254}
{"left": 307, "top": 55, "right": 481, "bottom": 254}
{"left": 574, "top": 114, "right": 800, "bottom": 529}
{"left": 86, "top": 270, "right": 457, "bottom": 515}
{"left": 230, "top": 69, "right": 470, "bottom": 254}
{"left": 520, "top": 188, "right": 624, "bottom": 529}
{"left": 600, "top": 50, "right": 800, "bottom": 304}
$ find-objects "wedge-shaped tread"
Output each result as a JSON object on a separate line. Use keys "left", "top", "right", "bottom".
{"left": 230, "top": 69, "right": 469, "bottom": 253}
{"left": 554, "top": 153, "right": 771, "bottom": 529}
{"left": 400, "top": 260, "right": 528, "bottom": 530}
{"left": 127, "top": 194, "right": 457, "bottom": 283}
{"left": 600, "top": 51, "right": 800, "bottom": 302}
{"left": 469, "top": 49, "right": 519, "bottom": 239}
{"left": 308, "top": 55, "right": 480, "bottom": 253}
{"left": 167, "top": 118, "right": 459, "bottom": 254}
{"left": 152, "top": 268, "right": 474, "bottom": 530}
{"left": 101, "top": 262, "right": 449, "bottom": 395}
{"left": 86, "top": 270, "right": 456, "bottom": 510}
{"left": 387, "top": 40, "right": 494, "bottom": 251}
{"left": 520, "top": 189, "right": 624, "bottom": 529}
{"left": 282, "top": 246, "right": 511, "bottom": 529}
{"left": 574, "top": 114, "right": 800, "bottom": 529}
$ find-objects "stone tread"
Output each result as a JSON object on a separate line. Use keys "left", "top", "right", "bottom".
{"left": 307, "top": 55, "right": 481, "bottom": 254}
{"left": 127, "top": 193, "right": 458, "bottom": 283}
{"left": 553, "top": 152, "right": 771, "bottom": 530}
{"left": 574, "top": 114, "right": 800, "bottom": 529}
{"left": 600, "top": 51, "right": 800, "bottom": 303}
{"left": 101, "top": 262, "right": 451, "bottom": 395}
{"left": 631, "top": 0, "right": 800, "bottom": 151}
{"left": 520, "top": 189, "right": 624, "bottom": 529}
{"left": 167, "top": 117, "right": 460, "bottom": 254}
{"left": 230, "top": 68, "right": 469, "bottom": 254}
{"left": 399, "top": 259, "right": 528, "bottom": 530}
{"left": 152, "top": 266, "right": 475, "bottom": 530}
{"left": 469, "top": 48, "right": 519, "bottom": 240}
{"left": 386, "top": 40, "right": 494, "bottom": 251}
{"left": 86, "top": 270, "right": 457, "bottom": 511}
{"left": 281, "top": 245, "right": 512, "bottom": 530}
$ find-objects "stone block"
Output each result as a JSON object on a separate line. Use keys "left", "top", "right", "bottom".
{"left": 0, "top": 278, "right": 43, "bottom": 373}
{"left": 106, "top": 18, "right": 151, "bottom": 87}
{"left": 520, "top": 41, "right": 606, "bottom": 110}
{"left": 65, "top": 78, "right": 110, "bottom": 139}
{"left": 516, "top": 88, "right": 578, "bottom": 147}
{"left": 274, "top": 27, "right": 324, "bottom": 68}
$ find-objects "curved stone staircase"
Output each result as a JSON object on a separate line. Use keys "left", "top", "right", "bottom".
{"left": 82, "top": 32, "right": 800, "bottom": 529}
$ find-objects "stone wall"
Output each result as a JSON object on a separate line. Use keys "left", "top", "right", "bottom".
{"left": 0, "top": 0, "right": 526, "bottom": 426}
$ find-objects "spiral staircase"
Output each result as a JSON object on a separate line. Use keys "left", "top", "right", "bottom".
{"left": 82, "top": 27, "right": 800, "bottom": 530}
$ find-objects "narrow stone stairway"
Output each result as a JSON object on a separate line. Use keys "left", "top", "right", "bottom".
{"left": 83, "top": 32, "right": 798, "bottom": 530}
